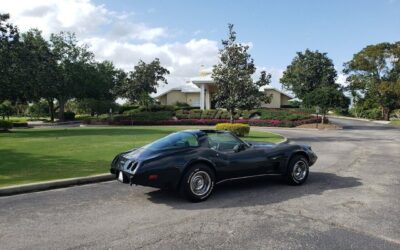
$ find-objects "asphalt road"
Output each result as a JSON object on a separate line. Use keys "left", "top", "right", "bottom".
{"left": 1, "top": 118, "right": 399, "bottom": 250}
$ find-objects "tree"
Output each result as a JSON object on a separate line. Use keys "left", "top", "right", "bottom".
{"left": 21, "top": 29, "right": 59, "bottom": 121}
{"left": 280, "top": 49, "right": 349, "bottom": 123}
{"left": 77, "top": 61, "right": 124, "bottom": 116}
{"left": 344, "top": 42, "right": 400, "bottom": 120}
{"left": 50, "top": 32, "right": 94, "bottom": 121}
{"left": 212, "top": 24, "right": 271, "bottom": 123}
{"left": 0, "top": 13, "right": 26, "bottom": 102}
{"left": 117, "top": 58, "right": 169, "bottom": 109}
{"left": 0, "top": 100, "right": 13, "bottom": 120}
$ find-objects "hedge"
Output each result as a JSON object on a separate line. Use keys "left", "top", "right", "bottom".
{"left": 216, "top": 123, "right": 250, "bottom": 136}
{"left": 12, "top": 122, "right": 28, "bottom": 127}
{"left": 0, "top": 120, "right": 13, "bottom": 131}
{"left": 115, "top": 111, "right": 173, "bottom": 122}
{"left": 109, "top": 117, "right": 322, "bottom": 127}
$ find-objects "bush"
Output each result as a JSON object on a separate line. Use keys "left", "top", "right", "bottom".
{"left": 391, "top": 109, "right": 400, "bottom": 119}
{"left": 215, "top": 123, "right": 250, "bottom": 137}
{"left": 139, "top": 104, "right": 175, "bottom": 112}
{"left": 63, "top": 111, "right": 76, "bottom": 121}
{"left": 114, "top": 111, "right": 173, "bottom": 122}
{"left": 175, "top": 102, "right": 191, "bottom": 108}
{"left": 118, "top": 105, "right": 140, "bottom": 114}
{"left": 0, "top": 120, "right": 13, "bottom": 131}
{"left": 12, "top": 122, "right": 28, "bottom": 127}
{"left": 28, "top": 100, "right": 50, "bottom": 118}
{"left": 364, "top": 108, "right": 382, "bottom": 120}
{"left": 201, "top": 110, "right": 218, "bottom": 119}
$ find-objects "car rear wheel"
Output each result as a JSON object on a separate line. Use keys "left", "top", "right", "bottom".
{"left": 180, "top": 164, "right": 215, "bottom": 202}
{"left": 285, "top": 155, "right": 309, "bottom": 185}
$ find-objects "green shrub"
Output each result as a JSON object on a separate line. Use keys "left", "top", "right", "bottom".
{"left": 240, "top": 110, "right": 257, "bottom": 119}
{"left": 28, "top": 100, "right": 49, "bottom": 117}
{"left": 175, "top": 109, "right": 190, "bottom": 119}
{"left": 364, "top": 108, "right": 382, "bottom": 120}
{"left": 118, "top": 105, "right": 140, "bottom": 114}
{"left": 12, "top": 122, "right": 28, "bottom": 127}
{"left": 0, "top": 120, "right": 12, "bottom": 131}
{"left": 63, "top": 111, "right": 76, "bottom": 121}
{"left": 175, "top": 102, "right": 191, "bottom": 108}
{"left": 139, "top": 104, "right": 175, "bottom": 112}
{"left": 123, "top": 109, "right": 140, "bottom": 115}
{"left": 201, "top": 110, "right": 217, "bottom": 119}
{"left": 120, "top": 111, "right": 173, "bottom": 121}
{"left": 215, "top": 123, "right": 250, "bottom": 137}
{"left": 188, "top": 109, "right": 203, "bottom": 119}
{"left": 391, "top": 109, "right": 400, "bottom": 119}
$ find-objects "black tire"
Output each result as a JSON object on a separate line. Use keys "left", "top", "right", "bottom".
{"left": 179, "top": 164, "right": 215, "bottom": 202}
{"left": 285, "top": 155, "right": 309, "bottom": 185}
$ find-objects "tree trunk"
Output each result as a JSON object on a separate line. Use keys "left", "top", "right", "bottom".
{"left": 58, "top": 98, "right": 65, "bottom": 122}
{"left": 382, "top": 107, "right": 390, "bottom": 121}
{"left": 321, "top": 113, "right": 326, "bottom": 124}
{"left": 229, "top": 109, "right": 234, "bottom": 124}
{"left": 47, "top": 99, "right": 55, "bottom": 122}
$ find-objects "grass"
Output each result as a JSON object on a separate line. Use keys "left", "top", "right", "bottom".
{"left": 0, "top": 126, "right": 283, "bottom": 187}
{"left": 390, "top": 120, "right": 400, "bottom": 126}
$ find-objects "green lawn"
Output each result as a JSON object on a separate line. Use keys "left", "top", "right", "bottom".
{"left": 0, "top": 126, "right": 282, "bottom": 187}
{"left": 390, "top": 120, "right": 400, "bottom": 126}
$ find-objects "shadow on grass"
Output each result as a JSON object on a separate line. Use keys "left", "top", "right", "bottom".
{"left": 145, "top": 172, "right": 362, "bottom": 210}
{"left": 0, "top": 149, "right": 110, "bottom": 187}
{"left": 5, "top": 127, "right": 179, "bottom": 139}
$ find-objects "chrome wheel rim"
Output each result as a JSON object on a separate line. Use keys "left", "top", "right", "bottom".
{"left": 292, "top": 160, "right": 308, "bottom": 182}
{"left": 190, "top": 171, "right": 211, "bottom": 196}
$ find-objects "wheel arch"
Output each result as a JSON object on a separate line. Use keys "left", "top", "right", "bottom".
{"left": 286, "top": 151, "right": 310, "bottom": 172}
{"left": 176, "top": 159, "right": 217, "bottom": 190}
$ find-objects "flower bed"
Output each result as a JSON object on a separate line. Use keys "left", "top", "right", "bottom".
{"left": 109, "top": 117, "right": 322, "bottom": 127}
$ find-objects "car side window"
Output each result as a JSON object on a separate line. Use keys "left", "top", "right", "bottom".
{"left": 172, "top": 134, "right": 199, "bottom": 148}
{"left": 207, "top": 133, "right": 242, "bottom": 151}
{"left": 144, "top": 132, "right": 199, "bottom": 150}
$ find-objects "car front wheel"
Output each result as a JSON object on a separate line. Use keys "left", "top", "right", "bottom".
{"left": 286, "top": 155, "right": 309, "bottom": 185}
{"left": 180, "top": 164, "right": 215, "bottom": 202}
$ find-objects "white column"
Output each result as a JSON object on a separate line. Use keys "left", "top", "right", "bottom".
{"left": 205, "top": 87, "right": 210, "bottom": 109}
{"left": 200, "top": 84, "right": 205, "bottom": 110}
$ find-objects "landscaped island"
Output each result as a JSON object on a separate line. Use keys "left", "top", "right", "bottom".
{"left": 78, "top": 107, "right": 321, "bottom": 127}
{"left": 0, "top": 126, "right": 283, "bottom": 188}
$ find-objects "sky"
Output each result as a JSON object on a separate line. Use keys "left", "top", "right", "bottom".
{"left": 1, "top": 0, "right": 399, "bottom": 94}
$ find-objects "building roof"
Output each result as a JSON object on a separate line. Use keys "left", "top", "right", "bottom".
{"left": 154, "top": 84, "right": 200, "bottom": 98}
{"left": 264, "top": 87, "right": 294, "bottom": 99}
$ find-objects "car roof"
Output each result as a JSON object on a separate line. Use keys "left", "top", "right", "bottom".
{"left": 181, "top": 129, "right": 228, "bottom": 136}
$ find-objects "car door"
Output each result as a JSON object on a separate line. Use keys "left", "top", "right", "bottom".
{"left": 207, "top": 132, "right": 267, "bottom": 179}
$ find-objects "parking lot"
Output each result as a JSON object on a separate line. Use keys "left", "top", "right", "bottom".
{"left": 0, "top": 118, "right": 399, "bottom": 249}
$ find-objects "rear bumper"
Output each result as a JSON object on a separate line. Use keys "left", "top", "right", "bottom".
{"left": 110, "top": 166, "right": 181, "bottom": 189}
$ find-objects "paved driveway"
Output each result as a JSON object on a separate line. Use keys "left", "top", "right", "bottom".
{"left": 1, "top": 118, "right": 399, "bottom": 249}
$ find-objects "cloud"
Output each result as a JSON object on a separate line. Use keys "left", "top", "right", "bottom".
{"left": 83, "top": 37, "right": 219, "bottom": 92}
{"left": 1, "top": 0, "right": 110, "bottom": 38}
{"left": 337, "top": 73, "right": 348, "bottom": 87}
{"left": 0, "top": 0, "right": 286, "bottom": 95}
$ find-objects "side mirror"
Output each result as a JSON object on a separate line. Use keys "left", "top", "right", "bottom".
{"left": 233, "top": 143, "right": 246, "bottom": 152}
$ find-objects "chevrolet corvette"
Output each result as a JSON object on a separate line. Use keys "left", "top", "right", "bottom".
{"left": 110, "top": 129, "right": 317, "bottom": 202}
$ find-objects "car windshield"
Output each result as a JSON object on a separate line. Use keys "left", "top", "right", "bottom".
{"left": 142, "top": 132, "right": 199, "bottom": 150}
{"left": 207, "top": 132, "right": 246, "bottom": 151}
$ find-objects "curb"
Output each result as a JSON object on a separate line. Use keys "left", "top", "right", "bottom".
{"left": 277, "top": 137, "right": 290, "bottom": 145}
{"left": 0, "top": 174, "right": 114, "bottom": 197}
{"left": 327, "top": 115, "right": 391, "bottom": 124}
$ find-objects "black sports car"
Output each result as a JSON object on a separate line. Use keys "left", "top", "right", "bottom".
{"left": 110, "top": 129, "right": 317, "bottom": 202}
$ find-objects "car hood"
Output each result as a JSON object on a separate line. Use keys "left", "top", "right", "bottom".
{"left": 247, "top": 141, "right": 277, "bottom": 149}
